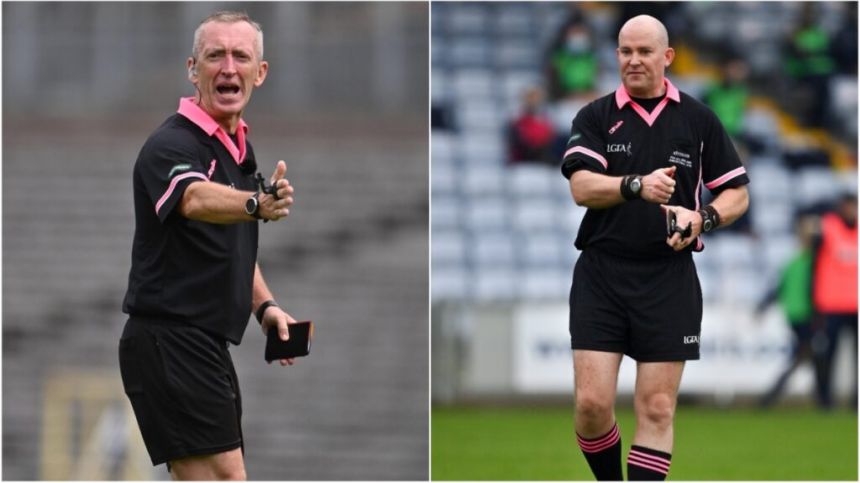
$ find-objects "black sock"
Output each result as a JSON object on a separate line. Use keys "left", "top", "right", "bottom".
{"left": 577, "top": 422, "right": 623, "bottom": 481}
{"left": 627, "top": 445, "right": 672, "bottom": 480}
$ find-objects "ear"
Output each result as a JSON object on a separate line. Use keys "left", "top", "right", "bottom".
{"left": 187, "top": 57, "right": 198, "bottom": 83}
{"left": 254, "top": 60, "right": 269, "bottom": 87}
{"left": 664, "top": 47, "right": 675, "bottom": 68}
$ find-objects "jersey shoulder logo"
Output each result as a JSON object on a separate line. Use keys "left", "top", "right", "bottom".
{"left": 568, "top": 132, "right": 582, "bottom": 144}
{"left": 608, "top": 120, "right": 624, "bottom": 135}
{"left": 167, "top": 163, "right": 192, "bottom": 178}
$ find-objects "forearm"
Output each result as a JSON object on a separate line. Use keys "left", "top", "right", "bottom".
{"left": 569, "top": 170, "right": 626, "bottom": 209}
{"left": 179, "top": 180, "right": 256, "bottom": 224}
{"left": 709, "top": 185, "right": 749, "bottom": 227}
{"left": 252, "top": 263, "right": 276, "bottom": 313}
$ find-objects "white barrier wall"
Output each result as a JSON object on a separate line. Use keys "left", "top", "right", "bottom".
{"left": 434, "top": 301, "right": 854, "bottom": 402}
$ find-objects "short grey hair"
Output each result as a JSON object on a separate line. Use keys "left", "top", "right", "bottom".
{"left": 192, "top": 11, "right": 264, "bottom": 61}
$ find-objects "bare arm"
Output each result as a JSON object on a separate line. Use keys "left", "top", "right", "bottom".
{"left": 178, "top": 181, "right": 258, "bottom": 223}
{"left": 708, "top": 185, "right": 749, "bottom": 227}
{"left": 177, "top": 161, "right": 294, "bottom": 224}
{"left": 569, "top": 166, "right": 677, "bottom": 209}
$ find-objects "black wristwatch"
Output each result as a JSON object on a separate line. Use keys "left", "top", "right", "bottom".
{"left": 699, "top": 205, "right": 721, "bottom": 233}
{"left": 245, "top": 192, "right": 262, "bottom": 220}
{"left": 621, "top": 175, "right": 642, "bottom": 200}
{"left": 255, "top": 299, "right": 279, "bottom": 324}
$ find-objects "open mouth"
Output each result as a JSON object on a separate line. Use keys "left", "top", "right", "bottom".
{"left": 216, "top": 84, "right": 241, "bottom": 95}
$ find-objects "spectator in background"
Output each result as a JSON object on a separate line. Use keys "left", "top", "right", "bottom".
{"left": 754, "top": 214, "right": 824, "bottom": 408}
{"left": 783, "top": 3, "right": 836, "bottom": 127}
{"left": 546, "top": 17, "right": 599, "bottom": 101}
{"left": 703, "top": 55, "right": 750, "bottom": 141}
{"left": 812, "top": 192, "right": 858, "bottom": 409}
{"left": 507, "top": 86, "right": 559, "bottom": 165}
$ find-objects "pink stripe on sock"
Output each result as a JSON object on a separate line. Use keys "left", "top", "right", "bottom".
{"left": 629, "top": 449, "right": 671, "bottom": 468}
{"left": 628, "top": 456, "right": 669, "bottom": 474}
{"left": 628, "top": 453, "right": 670, "bottom": 474}
{"left": 577, "top": 424, "right": 620, "bottom": 453}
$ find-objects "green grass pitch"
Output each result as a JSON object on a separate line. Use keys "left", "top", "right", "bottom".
{"left": 432, "top": 405, "right": 857, "bottom": 480}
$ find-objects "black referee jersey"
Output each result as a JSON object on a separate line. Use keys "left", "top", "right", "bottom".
{"left": 123, "top": 97, "right": 260, "bottom": 344}
{"left": 561, "top": 78, "right": 749, "bottom": 259}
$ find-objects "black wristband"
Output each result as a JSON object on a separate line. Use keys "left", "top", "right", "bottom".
{"left": 699, "top": 205, "right": 721, "bottom": 233}
{"left": 255, "top": 300, "right": 279, "bottom": 325}
{"left": 620, "top": 175, "right": 641, "bottom": 201}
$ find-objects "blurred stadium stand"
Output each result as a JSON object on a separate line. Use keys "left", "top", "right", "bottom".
{"left": 431, "top": 2, "right": 857, "bottom": 404}
{"left": 3, "top": 2, "right": 428, "bottom": 480}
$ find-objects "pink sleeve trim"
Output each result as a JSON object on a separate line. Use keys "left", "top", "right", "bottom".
{"left": 155, "top": 172, "right": 208, "bottom": 216}
{"left": 563, "top": 146, "right": 608, "bottom": 170}
{"left": 704, "top": 166, "right": 746, "bottom": 190}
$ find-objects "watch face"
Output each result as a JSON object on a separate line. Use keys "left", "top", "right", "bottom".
{"left": 245, "top": 196, "right": 258, "bottom": 215}
{"left": 630, "top": 178, "right": 641, "bottom": 193}
{"left": 703, "top": 219, "right": 713, "bottom": 232}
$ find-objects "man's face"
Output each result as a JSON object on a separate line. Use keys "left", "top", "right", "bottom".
{"left": 188, "top": 21, "right": 268, "bottom": 128}
{"left": 616, "top": 23, "right": 673, "bottom": 98}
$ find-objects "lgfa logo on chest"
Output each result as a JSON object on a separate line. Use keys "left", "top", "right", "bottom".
{"left": 606, "top": 142, "right": 632, "bottom": 156}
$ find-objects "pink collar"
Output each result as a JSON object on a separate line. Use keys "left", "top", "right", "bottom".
{"left": 177, "top": 97, "right": 249, "bottom": 165}
{"left": 614, "top": 78, "right": 681, "bottom": 127}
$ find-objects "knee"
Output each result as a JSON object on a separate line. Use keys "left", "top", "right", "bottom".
{"left": 635, "top": 392, "right": 676, "bottom": 429}
{"left": 214, "top": 467, "right": 246, "bottom": 481}
{"left": 575, "top": 391, "right": 614, "bottom": 423}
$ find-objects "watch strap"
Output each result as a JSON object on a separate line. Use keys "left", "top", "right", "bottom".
{"left": 699, "top": 205, "right": 721, "bottom": 232}
{"left": 255, "top": 299, "right": 279, "bottom": 324}
{"left": 620, "top": 175, "right": 641, "bottom": 201}
{"left": 247, "top": 192, "right": 263, "bottom": 219}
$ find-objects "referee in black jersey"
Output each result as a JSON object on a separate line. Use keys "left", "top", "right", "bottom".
{"left": 562, "top": 15, "right": 749, "bottom": 481}
{"left": 120, "top": 11, "right": 297, "bottom": 480}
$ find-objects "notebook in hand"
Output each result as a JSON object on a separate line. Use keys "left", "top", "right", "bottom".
{"left": 265, "top": 321, "right": 313, "bottom": 362}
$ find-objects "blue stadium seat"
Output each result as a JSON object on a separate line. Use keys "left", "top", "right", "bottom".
{"left": 493, "top": 4, "right": 536, "bottom": 38}
{"left": 431, "top": 163, "right": 458, "bottom": 196}
{"left": 432, "top": 132, "right": 456, "bottom": 167}
{"left": 469, "top": 230, "right": 517, "bottom": 268}
{"left": 450, "top": 36, "right": 492, "bottom": 68}
{"left": 461, "top": 165, "right": 505, "bottom": 197}
{"left": 512, "top": 198, "right": 559, "bottom": 232}
{"left": 431, "top": 194, "right": 462, "bottom": 231}
{"left": 518, "top": 231, "right": 565, "bottom": 268}
{"left": 458, "top": 133, "right": 506, "bottom": 167}
{"left": 432, "top": 266, "right": 469, "bottom": 301}
{"left": 507, "top": 164, "right": 557, "bottom": 197}
{"left": 464, "top": 195, "right": 510, "bottom": 231}
{"left": 473, "top": 267, "right": 518, "bottom": 301}
{"left": 521, "top": 267, "right": 572, "bottom": 300}
{"left": 494, "top": 40, "right": 540, "bottom": 70}
{"left": 432, "top": 229, "right": 467, "bottom": 267}
{"left": 451, "top": 68, "right": 495, "bottom": 101}
{"left": 797, "top": 167, "right": 838, "bottom": 206}
{"left": 457, "top": 99, "right": 502, "bottom": 134}
{"left": 448, "top": 3, "right": 490, "bottom": 35}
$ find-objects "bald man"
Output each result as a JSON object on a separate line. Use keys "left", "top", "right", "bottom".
{"left": 561, "top": 15, "right": 749, "bottom": 480}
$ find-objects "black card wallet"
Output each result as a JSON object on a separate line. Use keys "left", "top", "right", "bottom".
{"left": 265, "top": 321, "right": 313, "bottom": 362}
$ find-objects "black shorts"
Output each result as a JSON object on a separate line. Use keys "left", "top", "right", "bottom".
{"left": 569, "top": 248, "right": 703, "bottom": 362}
{"left": 118, "top": 318, "right": 243, "bottom": 466}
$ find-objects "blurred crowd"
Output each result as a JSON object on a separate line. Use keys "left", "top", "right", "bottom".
{"left": 504, "top": 3, "right": 857, "bottom": 167}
